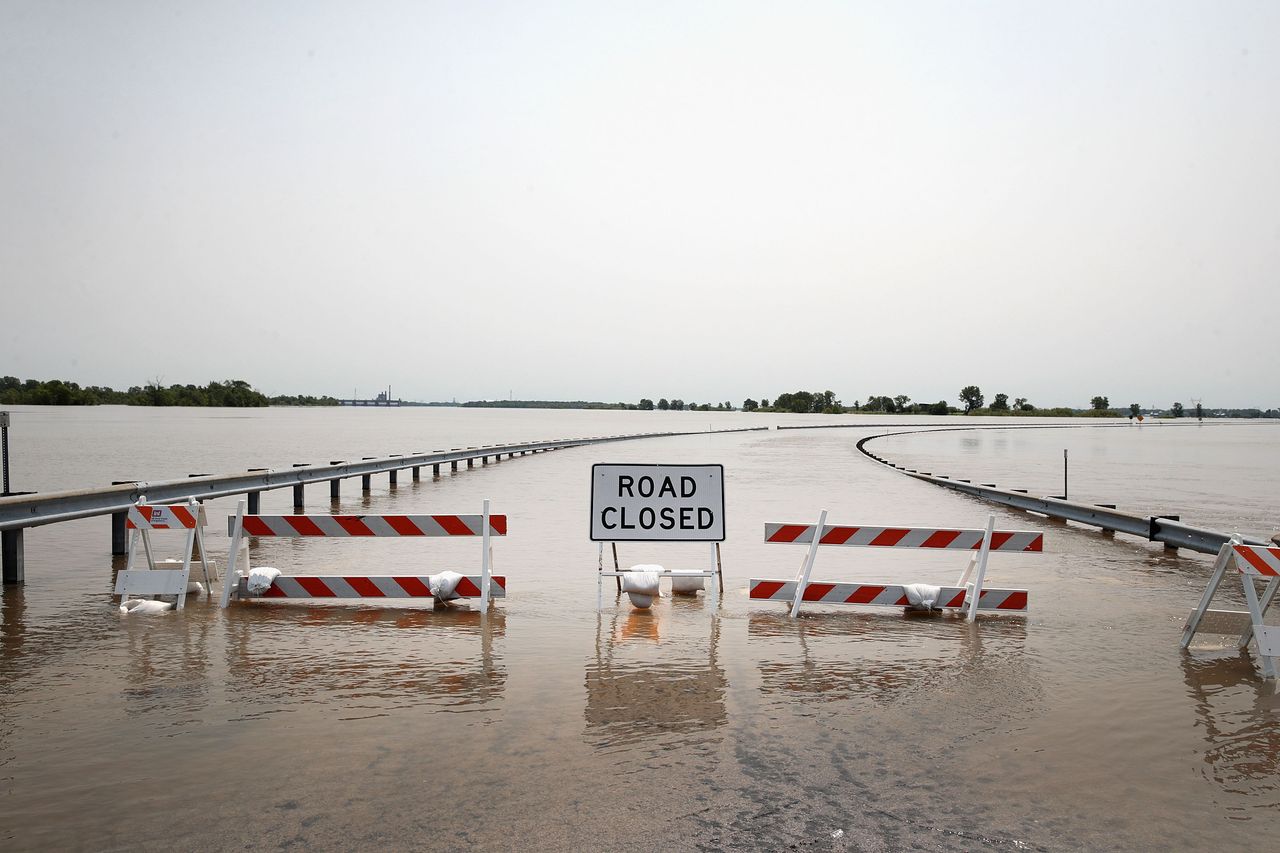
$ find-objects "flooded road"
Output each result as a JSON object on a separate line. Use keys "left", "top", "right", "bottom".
{"left": 1, "top": 408, "right": 1278, "bottom": 850}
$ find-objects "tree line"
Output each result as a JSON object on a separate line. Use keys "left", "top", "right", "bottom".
{"left": 0, "top": 376, "right": 337, "bottom": 407}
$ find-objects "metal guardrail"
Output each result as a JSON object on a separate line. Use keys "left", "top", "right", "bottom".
{"left": 0, "top": 426, "right": 767, "bottom": 532}
{"left": 854, "top": 429, "right": 1272, "bottom": 555}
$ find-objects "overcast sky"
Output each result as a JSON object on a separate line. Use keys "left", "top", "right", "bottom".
{"left": 2, "top": 1, "right": 1277, "bottom": 408}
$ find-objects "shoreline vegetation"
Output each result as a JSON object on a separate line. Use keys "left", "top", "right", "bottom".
{"left": 2, "top": 377, "right": 1276, "bottom": 418}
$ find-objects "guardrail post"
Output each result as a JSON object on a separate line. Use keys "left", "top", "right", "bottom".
{"left": 361, "top": 457, "right": 374, "bottom": 491}
{"left": 1, "top": 527, "right": 23, "bottom": 584}
{"left": 329, "top": 462, "right": 344, "bottom": 499}
{"left": 433, "top": 463, "right": 440, "bottom": 476}
{"left": 247, "top": 468, "right": 269, "bottom": 514}
{"left": 389, "top": 469, "right": 398, "bottom": 486}
{"left": 412, "top": 465, "right": 420, "bottom": 481}
{"left": 292, "top": 463, "right": 307, "bottom": 509}
{"left": 451, "top": 460, "right": 458, "bottom": 472}
{"left": 110, "top": 480, "right": 133, "bottom": 555}
{"left": 467, "top": 457, "right": 474, "bottom": 469}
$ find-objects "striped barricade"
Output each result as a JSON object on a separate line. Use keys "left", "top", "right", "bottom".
{"left": 750, "top": 512, "right": 1040, "bottom": 620}
{"left": 1182, "top": 541, "right": 1280, "bottom": 678}
{"left": 219, "top": 500, "right": 506, "bottom": 610}
{"left": 115, "top": 497, "right": 217, "bottom": 611}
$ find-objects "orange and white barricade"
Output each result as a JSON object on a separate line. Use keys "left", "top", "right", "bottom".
{"left": 749, "top": 512, "right": 1041, "bottom": 620}
{"left": 1181, "top": 539, "right": 1280, "bottom": 678}
{"left": 114, "top": 497, "right": 216, "bottom": 610}
{"left": 218, "top": 499, "right": 506, "bottom": 609}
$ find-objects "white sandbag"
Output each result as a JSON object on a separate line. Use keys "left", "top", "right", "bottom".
{"left": 187, "top": 581, "right": 205, "bottom": 595}
{"left": 429, "top": 570, "right": 464, "bottom": 601}
{"left": 246, "top": 566, "right": 281, "bottom": 595}
{"left": 669, "top": 570, "right": 705, "bottom": 596}
{"left": 621, "top": 570, "right": 661, "bottom": 609}
{"left": 119, "top": 598, "right": 173, "bottom": 614}
{"left": 903, "top": 583, "right": 943, "bottom": 611}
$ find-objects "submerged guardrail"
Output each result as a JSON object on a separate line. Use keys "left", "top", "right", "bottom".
{"left": 0, "top": 425, "right": 768, "bottom": 584}
{"left": 854, "top": 427, "right": 1272, "bottom": 556}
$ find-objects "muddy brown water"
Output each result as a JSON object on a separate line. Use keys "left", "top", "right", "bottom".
{"left": 1, "top": 408, "right": 1277, "bottom": 850}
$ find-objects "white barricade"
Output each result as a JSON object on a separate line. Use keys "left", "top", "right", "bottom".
{"left": 114, "top": 498, "right": 216, "bottom": 611}
{"left": 1181, "top": 540, "right": 1280, "bottom": 678}
{"left": 749, "top": 513, "right": 1041, "bottom": 620}
{"left": 219, "top": 499, "right": 506, "bottom": 609}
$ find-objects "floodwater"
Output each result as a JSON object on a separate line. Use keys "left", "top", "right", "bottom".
{"left": 1, "top": 407, "right": 1278, "bottom": 851}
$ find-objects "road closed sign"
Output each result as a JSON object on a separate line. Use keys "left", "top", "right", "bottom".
{"left": 590, "top": 464, "right": 725, "bottom": 542}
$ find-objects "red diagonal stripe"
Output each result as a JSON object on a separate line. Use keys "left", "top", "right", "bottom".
{"left": 384, "top": 516, "right": 423, "bottom": 536}
{"left": 296, "top": 576, "right": 335, "bottom": 596}
{"left": 846, "top": 584, "right": 885, "bottom": 604}
{"left": 998, "top": 591, "right": 1028, "bottom": 610}
{"left": 433, "top": 515, "right": 475, "bottom": 536}
{"left": 750, "top": 581, "right": 786, "bottom": 599}
{"left": 921, "top": 530, "right": 961, "bottom": 548}
{"left": 333, "top": 516, "right": 375, "bottom": 536}
{"left": 241, "top": 517, "right": 275, "bottom": 536}
{"left": 988, "top": 532, "right": 1014, "bottom": 551}
{"left": 820, "top": 526, "right": 857, "bottom": 545}
{"left": 345, "top": 577, "right": 384, "bottom": 597}
{"left": 490, "top": 515, "right": 507, "bottom": 535}
{"left": 767, "top": 525, "right": 809, "bottom": 543}
{"left": 894, "top": 594, "right": 911, "bottom": 605}
{"left": 394, "top": 577, "right": 433, "bottom": 596}
{"left": 262, "top": 584, "right": 286, "bottom": 597}
{"left": 1024, "top": 534, "right": 1044, "bottom": 552}
{"left": 803, "top": 583, "right": 835, "bottom": 601}
{"left": 455, "top": 577, "right": 481, "bottom": 597}
{"left": 491, "top": 576, "right": 506, "bottom": 592}
{"left": 1236, "top": 546, "right": 1280, "bottom": 577}
{"left": 945, "top": 591, "right": 968, "bottom": 607}
{"left": 285, "top": 516, "right": 326, "bottom": 536}
{"left": 869, "top": 528, "right": 910, "bottom": 547}
{"left": 171, "top": 506, "right": 196, "bottom": 528}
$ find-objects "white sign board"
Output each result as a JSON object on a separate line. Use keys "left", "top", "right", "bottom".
{"left": 590, "top": 464, "right": 725, "bottom": 542}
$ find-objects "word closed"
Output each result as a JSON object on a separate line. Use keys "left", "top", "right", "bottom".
{"left": 590, "top": 464, "right": 725, "bottom": 542}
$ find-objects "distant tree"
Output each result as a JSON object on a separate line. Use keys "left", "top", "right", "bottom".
{"left": 990, "top": 393, "right": 1010, "bottom": 411}
{"left": 638, "top": 398, "right": 654, "bottom": 411}
{"left": 929, "top": 400, "right": 949, "bottom": 415}
{"left": 742, "top": 398, "right": 759, "bottom": 412}
{"left": 1014, "top": 397, "right": 1027, "bottom": 409}
{"left": 1091, "top": 396, "right": 1110, "bottom": 410}
{"left": 670, "top": 399, "right": 685, "bottom": 411}
{"left": 1172, "top": 401, "right": 1184, "bottom": 417}
{"left": 1129, "top": 403, "right": 1140, "bottom": 418}
{"left": 760, "top": 398, "right": 770, "bottom": 409}
{"left": 894, "top": 394, "right": 911, "bottom": 411}
{"left": 1195, "top": 402, "right": 1203, "bottom": 420}
{"left": 1019, "top": 401, "right": 1035, "bottom": 411}
{"left": 657, "top": 398, "right": 669, "bottom": 410}
{"left": 959, "top": 385, "right": 983, "bottom": 413}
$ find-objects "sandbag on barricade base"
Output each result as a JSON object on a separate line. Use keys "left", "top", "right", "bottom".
{"left": 622, "top": 566, "right": 662, "bottom": 609}
{"left": 119, "top": 598, "right": 174, "bottom": 615}
{"left": 428, "top": 571, "right": 464, "bottom": 602}
{"left": 903, "top": 583, "right": 943, "bottom": 611}
{"left": 669, "top": 569, "right": 706, "bottom": 596}
{"left": 246, "top": 567, "right": 281, "bottom": 595}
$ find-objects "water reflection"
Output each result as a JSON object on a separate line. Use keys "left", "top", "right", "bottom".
{"left": 748, "top": 611, "right": 1029, "bottom": 704}
{"left": 584, "top": 604, "right": 727, "bottom": 749}
{"left": 1181, "top": 651, "right": 1280, "bottom": 808}
{"left": 222, "top": 605, "right": 506, "bottom": 716}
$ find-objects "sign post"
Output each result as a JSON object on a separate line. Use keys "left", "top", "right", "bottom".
{"left": 590, "top": 464, "right": 725, "bottom": 608}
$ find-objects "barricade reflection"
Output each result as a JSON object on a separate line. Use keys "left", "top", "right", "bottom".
{"left": 1181, "top": 651, "right": 1280, "bottom": 805}
{"left": 748, "top": 610, "right": 1029, "bottom": 704}
{"left": 584, "top": 601, "right": 727, "bottom": 749}
{"left": 222, "top": 606, "right": 506, "bottom": 713}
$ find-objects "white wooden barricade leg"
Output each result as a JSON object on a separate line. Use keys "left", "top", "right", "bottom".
{"left": 956, "top": 515, "right": 996, "bottom": 623}
{"left": 789, "top": 509, "right": 828, "bottom": 618}
{"left": 480, "top": 499, "right": 492, "bottom": 611}
{"left": 220, "top": 500, "right": 247, "bottom": 608}
{"left": 1182, "top": 539, "right": 1280, "bottom": 678}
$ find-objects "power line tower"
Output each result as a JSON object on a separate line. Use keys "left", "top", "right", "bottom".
{"left": 1191, "top": 397, "right": 1203, "bottom": 421}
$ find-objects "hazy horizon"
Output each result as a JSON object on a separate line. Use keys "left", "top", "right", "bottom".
{"left": 4, "top": 2, "right": 1278, "bottom": 408}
